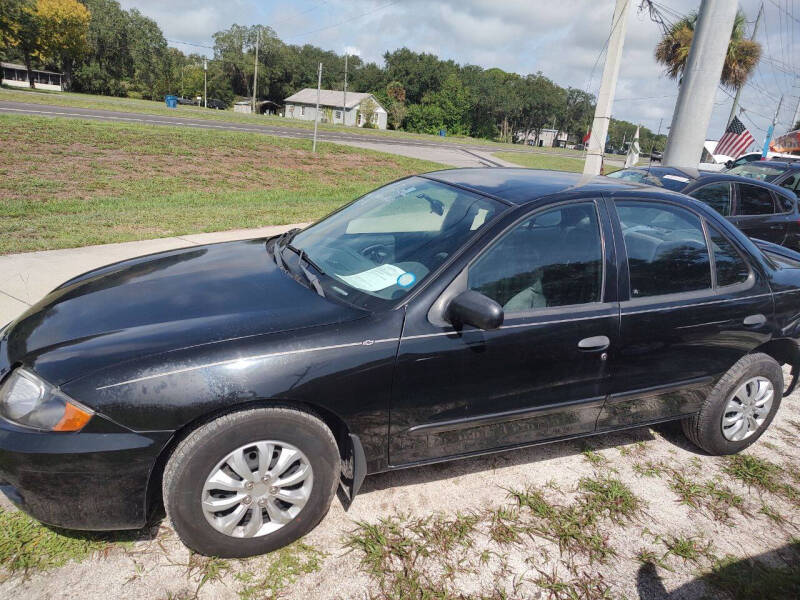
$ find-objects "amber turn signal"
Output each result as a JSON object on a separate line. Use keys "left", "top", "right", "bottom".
{"left": 52, "top": 402, "right": 93, "bottom": 432}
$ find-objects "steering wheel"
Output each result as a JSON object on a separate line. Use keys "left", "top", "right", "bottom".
{"left": 360, "top": 244, "right": 392, "bottom": 265}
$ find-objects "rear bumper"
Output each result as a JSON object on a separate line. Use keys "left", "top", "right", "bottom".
{"left": 0, "top": 417, "right": 172, "bottom": 530}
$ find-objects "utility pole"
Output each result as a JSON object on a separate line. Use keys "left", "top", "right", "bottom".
{"left": 663, "top": 0, "right": 738, "bottom": 167}
{"left": 252, "top": 28, "right": 260, "bottom": 113}
{"left": 792, "top": 94, "right": 800, "bottom": 131}
{"left": 761, "top": 94, "right": 784, "bottom": 157}
{"left": 727, "top": 2, "right": 763, "bottom": 126}
{"left": 313, "top": 62, "right": 322, "bottom": 153}
{"left": 583, "top": 0, "right": 630, "bottom": 176}
{"left": 650, "top": 117, "right": 663, "bottom": 166}
{"left": 203, "top": 59, "right": 207, "bottom": 108}
{"left": 342, "top": 53, "right": 348, "bottom": 126}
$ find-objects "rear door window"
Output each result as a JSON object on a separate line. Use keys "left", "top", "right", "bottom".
{"left": 616, "top": 201, "right": 711, "bottom": 298}
{"left": 738, "top": 184, "right": 775, "bottom": 215}
{"left": 689, "top": 182, "right": 732, "bottom": 216}
{"left": 779, "top": 173, "right": 800, "bottom": 193}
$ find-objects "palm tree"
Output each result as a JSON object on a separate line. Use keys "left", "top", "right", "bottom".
{"left": 655, "top": 11, "right": 761, "bottom": 89}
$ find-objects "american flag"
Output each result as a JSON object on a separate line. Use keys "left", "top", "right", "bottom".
{"left": 715, "top": 116, "right": 755, "bottom": 158}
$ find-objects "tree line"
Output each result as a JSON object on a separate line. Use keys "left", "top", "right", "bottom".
{"left": 0, "top": 0, "right": 666, "bottom": 149}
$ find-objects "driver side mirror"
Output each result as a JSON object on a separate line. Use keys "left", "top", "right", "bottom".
{"left": 447, "top": 290, "right": 504, "bottom": 330}
{"left": 725, "top": 160, "right": 733, "bottom": 169}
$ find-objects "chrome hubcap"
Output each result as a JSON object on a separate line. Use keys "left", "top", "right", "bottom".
{"left": 721, "top": 376, "right": 774, "bottom": 442}
{"left": 201, "top": 441, "right": 313, "bottom": 538}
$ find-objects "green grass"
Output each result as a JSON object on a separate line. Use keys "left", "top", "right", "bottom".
{"left": 236, "top": 542, "right": 324, "bottom": 600}
{"left": 0, "top": 86, "right": 575, "bottom": 152}
{"left": 494, "top": 152, "right": 587, "bottom": 173}
{"left": 0, "top": 113, "right": 444, "bottom": 254}
{"left": 0, "top": 508, "right": 127, "bottom": 576}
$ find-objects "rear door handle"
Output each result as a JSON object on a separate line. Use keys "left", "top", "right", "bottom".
{"left": 578, "top": 335, "right": 610, "bottom": 352}
{"left": 743, "top": 314, "right": 766, "bottom": 327}
{"left": 770, "top": 225, "right": 784, "bottom": 230}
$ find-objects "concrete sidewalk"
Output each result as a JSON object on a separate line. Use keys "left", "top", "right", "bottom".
{"left": 0, "top": 223, "right": 302, "bottom": 324}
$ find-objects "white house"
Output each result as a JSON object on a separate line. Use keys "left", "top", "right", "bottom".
{"left": 283, "top": 89, "right": 387, "bottom": 129}
{"left": 2, "top": 62, "right": 63, "bottom": 91}
{"left": 516, "top": 128, "right": 570, "bottom": 147}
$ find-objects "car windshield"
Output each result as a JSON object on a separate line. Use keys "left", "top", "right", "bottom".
{"left": 289, "top": 177, "right": 506, "bottom": 309}
{"left": 606, "top": 169, "right": 689, "bottom": 191}
{"left": 727, "top": 163, "right": 787, "bottom": 182}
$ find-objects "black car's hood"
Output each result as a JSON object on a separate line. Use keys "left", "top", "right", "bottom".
{"left": 3, "top": 239, "right": 363, "bottom": 385}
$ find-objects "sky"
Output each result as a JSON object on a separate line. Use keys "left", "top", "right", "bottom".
{"left": 118, "top": 0, "right": 800, "bottom": 143}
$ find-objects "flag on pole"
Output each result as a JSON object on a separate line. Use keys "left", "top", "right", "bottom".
{"left": 715, "top": 116, "right": 755, "bottom": 159}
{"left": 624, "top": 126, "right": 640, "bottom": 168}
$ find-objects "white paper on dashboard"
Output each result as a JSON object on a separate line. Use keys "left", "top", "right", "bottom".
{"left": 337, "top": 264, "right": 407, "bottom": 292}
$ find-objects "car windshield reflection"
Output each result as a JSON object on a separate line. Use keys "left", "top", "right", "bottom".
{"left": 291, "top": 177, "right": 505, "bottom": 309}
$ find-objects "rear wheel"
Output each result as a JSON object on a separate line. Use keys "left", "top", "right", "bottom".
{"left": 682, "top": 353, "right": 783, "bottom": 455}
{"left": 163, "top": 407, "right": 339, "bottom": 557}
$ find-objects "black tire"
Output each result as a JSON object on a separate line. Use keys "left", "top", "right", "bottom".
{"left": 681, "top": 353, "right": 783, "bottom": 455}
{"left": 162, "top": 407, "right": 339, "bottom": 557}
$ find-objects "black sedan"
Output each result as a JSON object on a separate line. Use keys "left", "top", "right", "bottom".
{"left": 726, "top": 160, "right": 800, "bottom": 192}
{"left": 2, "top": 169, "right": 800, "bottom": 558}
{"left": 608, "top": 166, "right": 800, "bottom": 249}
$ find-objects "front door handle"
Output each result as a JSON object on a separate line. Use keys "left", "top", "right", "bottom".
{"left": 770, "top": 225, "right": 784, "bottom": 230}
{"left": 578, "top": 335, "right": 610, "bottom": 352}
{"left": 743, "top": 314, "right": 766, "bottom": 327}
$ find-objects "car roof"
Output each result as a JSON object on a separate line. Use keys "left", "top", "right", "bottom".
{"left": 422, "top": 168, "right": 647, "bottom": 204}
{"left": 613, "top": 166, "right": 796, "bottom": 197}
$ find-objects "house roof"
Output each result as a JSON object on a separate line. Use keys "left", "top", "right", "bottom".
{"left": 283, "top": 89, "right": 382, "bottom": 110}
{"left": 1, "top": 61, "right": 62, "bottom": 76}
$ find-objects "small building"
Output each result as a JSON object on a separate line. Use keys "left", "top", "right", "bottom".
{"left": 283, "top": 89, "right": 387, "bottom": 129}
{"left": 234, "top": 100, "right": 282, "bottom": 115}
{"left": 516, "top": 128, "right": 570, "bottom": 148}
{"left": 2, "top": 62, "right": 63, "bottom": 91}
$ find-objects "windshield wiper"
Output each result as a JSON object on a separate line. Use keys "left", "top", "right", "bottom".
{"left": 296, "top": 250, "right": 325, "bottom": 298}
{"left": 270, "top": 228, "right": 299, "bottom": 272}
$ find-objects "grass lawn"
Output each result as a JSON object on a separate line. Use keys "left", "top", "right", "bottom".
{"left": 0, "top": 114, "right": 443, "bottom": 254}
{"left": 495, "top": 151, "right": 624, "bottom": 174}
{"left": 0, "top": 86, "right": 579, "bottom": 153}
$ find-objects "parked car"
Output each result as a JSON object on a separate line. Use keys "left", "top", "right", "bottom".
{"left": 176, "top": 97, "right": 195, "bottom": 106}
{"left": 650, "top": 150, "right": 663, "bottom": 162}
{"left": 726, "top": 161, "right": 800, "bottom": 192}
{"left": 2, "top": 168, "right": 800, "bottom": 558}
{"left": 725, "top": 152, "right": 800, "bottom": 169}
{"left": 607, "top": 166, "right": 800, "bottom": 249}
{"left": 206, "top": 98, "right": 228, "bottom": 110}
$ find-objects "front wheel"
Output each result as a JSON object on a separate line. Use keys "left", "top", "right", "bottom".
{"left": 163, "top": 407, "right": 340, "bottom": 557}
{"left": 682, "top": 353, "right": 783, "bottom": 455}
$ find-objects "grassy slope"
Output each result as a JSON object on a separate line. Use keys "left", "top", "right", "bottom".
{"left": 495, "top": 151, "right": 624, "bottom": 173}
{"left": 0, "top": 86, "right": 567, "bottom": 152}
{"left": 0, "top": 114, "right": 443, "bottom": 254}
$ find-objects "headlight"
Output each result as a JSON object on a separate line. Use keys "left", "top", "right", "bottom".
{"left": 0, "top": 368, "right": 93, "bottom": 432}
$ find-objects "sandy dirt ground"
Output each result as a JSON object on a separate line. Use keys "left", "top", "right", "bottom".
{"left": 1, "top": 369, "right": 799, "bottom": 600}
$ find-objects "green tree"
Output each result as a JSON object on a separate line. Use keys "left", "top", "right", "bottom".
{"left": 35, "top": 0, "right": 90, "bottom": 90}
{"left": 655, "top": 10, "right": 761, "bottom": 89}
{"left": 126, "top": 8, "right": 168, "bottom": 98}
{"left": 385, "top": 80, "right": 406, "bottom": 130}
{"left": 73, "top": 0, "right": 132, "bottom": 96}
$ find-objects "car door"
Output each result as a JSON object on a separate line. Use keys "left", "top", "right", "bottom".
{"left": 389, "top": 199, "right": 620, "bottom": 466}
{"left": 598, "top": 198, "right": 773, "bottom": 429}
{"left": 731, "top": 182, "right": 787, "bottom": 244}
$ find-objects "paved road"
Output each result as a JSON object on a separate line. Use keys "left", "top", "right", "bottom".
{"left": 0, "top": 100, "right": 609, "bottom": 168}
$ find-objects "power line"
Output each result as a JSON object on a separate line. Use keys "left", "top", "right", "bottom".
{"left": 766, "top": 0, "right": 800, "bottom": 25}
{"left": 283, "top": 0, "right": 401, "bottom": 41}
